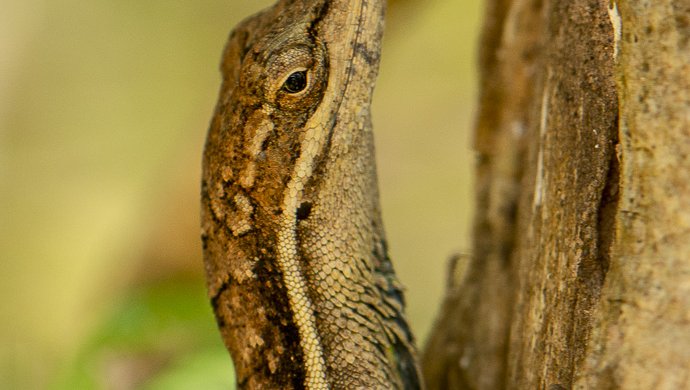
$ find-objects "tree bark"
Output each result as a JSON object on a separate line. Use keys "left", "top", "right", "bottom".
{"left": 422, "top": 1, "right": 690, "bottom": 389}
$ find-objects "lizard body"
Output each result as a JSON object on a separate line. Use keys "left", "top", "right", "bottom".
{"left": 201, "top": 0, "right": 422, "bottom": 388}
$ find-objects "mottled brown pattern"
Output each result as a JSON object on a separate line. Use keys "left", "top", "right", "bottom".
{"left": 201, "top": 0, "right": 422, "bottom": 388}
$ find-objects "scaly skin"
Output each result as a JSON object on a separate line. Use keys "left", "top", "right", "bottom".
{"left": 201, "top": 1, "right": 422, "bottom": 388}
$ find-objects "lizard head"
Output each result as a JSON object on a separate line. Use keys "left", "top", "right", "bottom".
{"left": 201, "top": 1, "right": 421, "bottom": 388}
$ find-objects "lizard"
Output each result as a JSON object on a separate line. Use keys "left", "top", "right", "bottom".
{"left": 200, "top": 0, "right": 423, "bottom": 388}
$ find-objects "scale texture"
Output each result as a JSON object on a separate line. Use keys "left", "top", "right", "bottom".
{"left": 200, "top": 0, "right": 422, "bottom": 388}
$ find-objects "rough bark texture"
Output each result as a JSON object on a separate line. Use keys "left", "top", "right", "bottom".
{"left": 423, "top": 0, "right": 690, "bottom": 389}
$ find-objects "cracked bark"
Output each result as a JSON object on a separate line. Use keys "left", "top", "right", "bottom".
{"left": 423, "top": 1, "right": 690, "bottom": 389}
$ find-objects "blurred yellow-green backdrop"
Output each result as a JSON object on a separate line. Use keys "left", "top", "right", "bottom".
{"left": 1, "top": 0, "right": 481, "bottom": 388}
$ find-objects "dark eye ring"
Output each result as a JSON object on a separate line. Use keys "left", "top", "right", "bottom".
{"left": 282, "top": 71, "right": 308, "bottom": 94}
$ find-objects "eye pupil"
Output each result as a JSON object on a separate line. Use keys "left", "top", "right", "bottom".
{"left": 283, "top": 71, "right": 307, "bottom": 93}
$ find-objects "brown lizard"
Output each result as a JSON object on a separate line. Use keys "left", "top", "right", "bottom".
{"left": 201, "top": 0, "right": 422, "bottom": 388}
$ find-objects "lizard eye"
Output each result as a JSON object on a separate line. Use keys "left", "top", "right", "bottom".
{"left": 282, "top": 71, "right": 307, "bottom": 93}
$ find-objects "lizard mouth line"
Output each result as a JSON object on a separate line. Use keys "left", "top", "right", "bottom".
{"left": 202, "top": 0, "right": 422, "bottom": 387}
{"left": 273, "top": 1, "right": 368, "bottom": 388}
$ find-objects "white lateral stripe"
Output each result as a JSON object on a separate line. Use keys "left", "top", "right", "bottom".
{"left": 275, "top": 1, "right": 365, "bottom": 388}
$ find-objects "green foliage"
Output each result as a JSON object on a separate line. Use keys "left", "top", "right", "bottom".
{"left": 54, "top": 277, "right": 235, "bottom": 389}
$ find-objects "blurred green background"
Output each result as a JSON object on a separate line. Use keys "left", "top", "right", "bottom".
{"left": 1, "top": 0, "right": 480, "bottom": 388}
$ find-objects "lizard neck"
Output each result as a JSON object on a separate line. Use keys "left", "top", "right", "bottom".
{"left": 202, "top": 0, "right": 422, "bottom": 388}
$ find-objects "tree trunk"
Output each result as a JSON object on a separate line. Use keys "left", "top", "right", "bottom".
{"left": 422, "top": 1, "right": 690, "bottom": 389}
